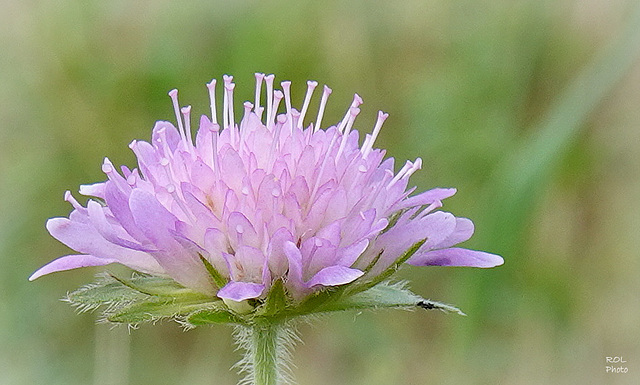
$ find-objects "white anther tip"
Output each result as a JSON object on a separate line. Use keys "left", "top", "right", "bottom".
{"left": 168, "top": 89, "right": 178, "bottom": 98}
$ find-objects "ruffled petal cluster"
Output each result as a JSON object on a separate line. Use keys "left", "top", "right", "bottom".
{"left": 31, "top": 74, "right": 503, "bottom": 302}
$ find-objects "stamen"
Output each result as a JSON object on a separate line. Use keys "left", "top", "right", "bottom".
{"left": 224, "top": 75, "right": 236, "bottom": 143}
{"left": 388, "top": 160, "right": 413, "bottom": 188}
{"left": 240, "top": 101, "right": 254, "bottom": 144}
{"left": 337, "top": 94, "right": 363, "bottom": 133}
{"left": 222, "top": 82, "right": 229, "bottom": 130}
{"left": 362, "top": 111, "right": 389, "bottom": 158}
{"left": 154, "top": 128, "right": 174, "bottom": 161}
{"left": 268, "top": 114, "right": 287, "bottom": 166}
{"left": 64, "top": 191, "right": 84, "bottom": 211}
{"left": 268, "top": 90, "right": 284, "bottom": 128}
{"left": 206, "top": 79, "right": 218, "bottom": 124}
{"left": 336, "top": 107, "right": 361, "bottom": 160}
{"left": 180, "top": 106, "right": 193, "bottom": 147}
{"left": 168, "top": 89, "right": 186, "bottom": 142}
{"left": 281, "top": 81, "right": 293, "bottom": 133}
{"left": 209, "top": 123, "right": 221, "bottom": 178}
{"left": 254, "top": 73, "right": 265, "bottom": 119}
{"left": 314, "top": 85, "right": 332, "bottom": 132}
{"left": 264, "top": 74, "right": 275, "bottom": 126}
{"left": 403, "top": 158, "right": 422, "bottom": 180}
{"left": 102, "top": 157, "right": 129, "bottom": 191}
{"left": 298, "top": 81, "right": 318, "bottom": 129}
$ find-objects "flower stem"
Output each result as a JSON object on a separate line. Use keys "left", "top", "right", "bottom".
{"left": 236, "top": 321, "right": 294, "bottom": 385}
{"left": 252, "top": 323, "right": 280, "bottom": 385}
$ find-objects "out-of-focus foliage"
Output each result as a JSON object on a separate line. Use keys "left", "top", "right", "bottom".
{"left": 1, "top": 1, "right": 639, "bottom": 384}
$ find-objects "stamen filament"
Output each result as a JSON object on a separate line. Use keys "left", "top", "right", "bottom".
{"left": 298, "top": 81, "right": 318, "bottom": 129}
{"left": 314, "top": 85, "right": 332, "bottom": 132}
{"left": 168, "top": 89, "right": 186, "bottom": 142}
{"left": 206, "top": 79, "right": 218, "bottom": 124}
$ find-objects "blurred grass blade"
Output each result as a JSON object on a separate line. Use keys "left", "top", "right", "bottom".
{"left": 482, "top": 3, "right": 640, "bottom": 254}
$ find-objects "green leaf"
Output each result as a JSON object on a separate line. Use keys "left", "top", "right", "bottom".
{"left": 314, "top": 282, "right": 465, "bottom": 315}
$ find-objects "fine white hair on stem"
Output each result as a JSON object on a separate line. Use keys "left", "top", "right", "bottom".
{"left": 233, "top": 322, "right": 300, "bottom": 385}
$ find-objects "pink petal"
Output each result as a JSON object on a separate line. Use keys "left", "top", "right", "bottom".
{"left": 407, "top": 247, "right": 504, "bottom": 268}
{"left": 29, "top": 254, "right": 118, "bottom": 281}
{"left": 397, "top": 188, "right": 457, "bottom": 210}
{"left": 217, "top": 281, "right": 265, "bottom": 301}
{"left": 433, "top": 218, "right": 475, "bottom": 249}
{"left": 306, "top": 265, "right": 364, "bottom": 288}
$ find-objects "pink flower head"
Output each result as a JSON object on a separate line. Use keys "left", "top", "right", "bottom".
{"left": 31, "top": 74, "right": 503, "bottom": 302}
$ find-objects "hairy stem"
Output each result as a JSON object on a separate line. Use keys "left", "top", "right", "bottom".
{"left": 234, "top": 321, "right": 296, "bottom": 385}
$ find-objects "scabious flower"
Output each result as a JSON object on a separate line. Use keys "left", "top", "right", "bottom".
{"left": 30, "top": 74, "right": 503, "bottom": 305}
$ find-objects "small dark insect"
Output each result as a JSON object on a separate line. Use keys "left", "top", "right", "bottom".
{"left": 417, "top": 301, "right": 436, "bottom": 310}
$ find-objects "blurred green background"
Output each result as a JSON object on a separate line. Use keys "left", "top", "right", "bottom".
{"left": 1, "top": 0, "right": 639, "bottom": 384}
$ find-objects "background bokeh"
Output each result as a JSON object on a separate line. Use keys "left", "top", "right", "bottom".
{"left": 1, "top": 0, "right": 639, "bottom": 384}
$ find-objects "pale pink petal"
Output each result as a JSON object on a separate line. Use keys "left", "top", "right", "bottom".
{"left": 408, "top": 247, "right": 504, "bottom": 268}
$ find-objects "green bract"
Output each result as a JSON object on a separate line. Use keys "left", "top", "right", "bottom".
{"left": 67, "top": 273, "right": 463, "bottom": 327}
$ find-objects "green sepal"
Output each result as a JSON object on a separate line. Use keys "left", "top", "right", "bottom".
{"left": 187, "top": 304, "right": 245, "bottom": 326}
{"left": 65, "top": 274, "right": 149, "bottom": 311}
{"left": 313, "top": 281, "right": 465, "bottom": 315}
{"left": 108, "top": 274, "right": 209, "bottom": 299}
{"left": 65, "top": 273, "right": 230, "bottom": 325}
{"left": 256, "top": 279, "right": 289, "bottom": 317}
{"left": 346, "top": 238, "right": 427, "bottom": 296}
{"left": 108, "top": 299, "right": 217, "bottom": 324}
{"left": 198, "top": 254, "right": 228, "bottom": 289}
